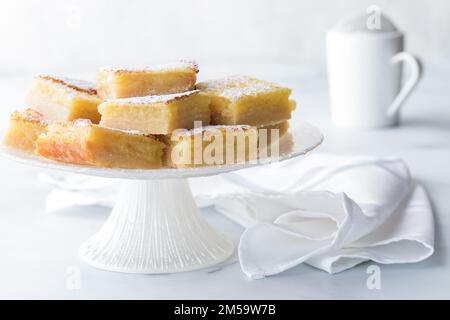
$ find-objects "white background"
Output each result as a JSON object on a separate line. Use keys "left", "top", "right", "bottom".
{"left": 0, "top": 0, "right": 449, "bottom": 75}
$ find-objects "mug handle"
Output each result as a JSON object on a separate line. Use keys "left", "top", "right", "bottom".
{"left": 386, "top": 52, "right": 422, "bottom": 117}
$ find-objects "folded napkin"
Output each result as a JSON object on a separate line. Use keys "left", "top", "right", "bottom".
{"left": 41, "top": 154, "right": 434, "bottom": 278}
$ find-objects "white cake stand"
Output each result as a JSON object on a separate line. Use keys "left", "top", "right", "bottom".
{"left": 0, "top": 121, "right": 323, "bottom": 274}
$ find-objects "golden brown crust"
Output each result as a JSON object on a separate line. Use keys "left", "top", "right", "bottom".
{"left": 3, "top": 109, "right": 49, "bottom": 152}
{"left": 35, "top": 120, "right": 92, "bottom": 165}
{"left": 38, "top": 75, "right": 97, "bottom": 95}
{"left": 10, "top": 108, "right": 48, "bottom": 125}
{"left": 37, "top": 138, "right": 92, "bottom": 165}
{"left": 36, "top": 121, "right": 164, "bottom": 168}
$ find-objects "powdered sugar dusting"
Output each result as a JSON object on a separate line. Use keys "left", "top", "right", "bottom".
{"left": 72, "top": 119, "right": 93, "bottom": 127}
{"left": 172, "top": 124, "right": 254, "bottom": 138}
{"left": 197, "top": 75, "right": 285, "bottom": 101}
{"left": 100, "top": 60, "right": 199, "bottom": 74}
{"left": 11, "top": 108, "right": 48, "bottom": 125}
{"left": 108, "top": 90, "right": 199, "bottom": 106}
{"left": 39, "top": 75, "right": 97, "bottom": 95}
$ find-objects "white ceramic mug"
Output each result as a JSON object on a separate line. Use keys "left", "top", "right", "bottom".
{"left": 327, "top": 15, "right": 422, "bottom": 129}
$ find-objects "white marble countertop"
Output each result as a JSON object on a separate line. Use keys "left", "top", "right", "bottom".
{"left": 1, "top": 63, "right": 450, "bottom": 299}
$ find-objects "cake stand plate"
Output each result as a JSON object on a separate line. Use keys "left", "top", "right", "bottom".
{"left": 0, "top": 120, "right": 323, "bottom": 274}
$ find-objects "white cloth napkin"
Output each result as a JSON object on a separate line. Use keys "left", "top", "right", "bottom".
{"left": 41, "top": 154, "right": 434, "bottom": 279}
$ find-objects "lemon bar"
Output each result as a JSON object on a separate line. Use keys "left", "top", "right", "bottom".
{"left": 99, "top": 90, "right": 211, "bottom": 135}
{"left": 257, "top": 120, "right": 290, "bottom": 158}
{"left": 197, "top": 76, "right": 295, "bottom": 126}
{"left": 3, "top": 109, "right": 48, "bottom": 152}
{"left": 26, "top": 75, "right": 102, "bottom": 123}
{"left": 96, "top": 61, "right": 198, "bottom": 99}
{"left": 258, "top": 121, "right": 290, "bottom": 141}
{"left": 165, "top": 125, "right": 258, "bottom": 168}
{"left": 36, "top": 120, "right": 164, "bottom": 169}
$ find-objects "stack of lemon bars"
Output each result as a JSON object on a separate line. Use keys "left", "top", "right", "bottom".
{"left": 3, "top": 61, "right": 296, "bottom": 169}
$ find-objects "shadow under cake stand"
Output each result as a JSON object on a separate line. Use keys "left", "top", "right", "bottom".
{"left": 0, "top": 120, "right": 323, "bottom": 274}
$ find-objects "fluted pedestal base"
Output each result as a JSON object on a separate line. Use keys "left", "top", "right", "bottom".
{"left": 79, "top": 179, "right": 234, "bottom": 273}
